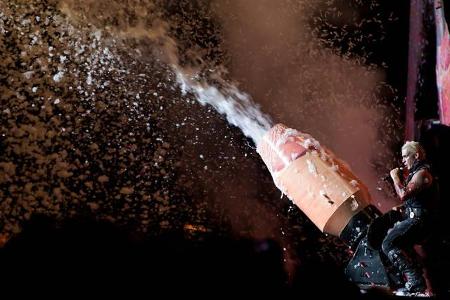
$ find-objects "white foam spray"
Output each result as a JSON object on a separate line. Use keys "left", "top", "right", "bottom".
{"left": 145, "top": 22, "right": 273, "bottom": 145}
{"left": 174, "top": 67, "right": 272, "bottom": 144}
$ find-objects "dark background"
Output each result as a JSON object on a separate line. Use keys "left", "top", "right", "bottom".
{"left": 1, "top": 1, "right": 450, "bottom": 298}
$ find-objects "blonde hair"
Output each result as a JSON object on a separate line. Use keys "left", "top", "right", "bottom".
{"left": 402, "top": 141, "right": 426, "bottom": 160}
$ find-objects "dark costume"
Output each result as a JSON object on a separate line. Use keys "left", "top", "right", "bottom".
{"left": 381, "top": 161, "right": 434, "bottom": 293}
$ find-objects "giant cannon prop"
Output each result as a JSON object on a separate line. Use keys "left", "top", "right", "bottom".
{"left": 257, "top": 124, "right": 404, "bottom": 290}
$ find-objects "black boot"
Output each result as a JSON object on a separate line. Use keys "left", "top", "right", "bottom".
{"left": 387, "top": 249, "right": 426, "bottom": 293}
{"left": 403, "top": 268, "right": 426, "bottom": 293}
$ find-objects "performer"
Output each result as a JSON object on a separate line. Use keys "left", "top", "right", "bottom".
{"left": 382, "top": 141, "right": 434, "bottom": 293}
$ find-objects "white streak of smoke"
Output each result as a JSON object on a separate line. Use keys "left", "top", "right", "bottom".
{"left": 153, "top": 22, "right": 272, "bottom": 144}
{"left": 175, "top": 67, "right": 272, "bottom": 144}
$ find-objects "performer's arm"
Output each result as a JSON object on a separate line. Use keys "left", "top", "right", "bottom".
{"left": 390, "top": 169, "right": 432, "bottom": 201}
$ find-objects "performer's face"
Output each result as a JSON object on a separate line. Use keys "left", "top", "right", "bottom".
{"left": 401, "top": 149, "right": 416, "bottom": 170}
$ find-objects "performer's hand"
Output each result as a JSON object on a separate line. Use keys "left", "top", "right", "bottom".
{"left": 390, "top": 168, "right": 401, "bottom": 182}
{"left": 392, "top": 204, "right": 404, "bottom": 212}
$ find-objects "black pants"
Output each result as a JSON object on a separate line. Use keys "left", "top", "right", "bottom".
{"left": 381, "top": 208, "right": 428, "bottom": 267}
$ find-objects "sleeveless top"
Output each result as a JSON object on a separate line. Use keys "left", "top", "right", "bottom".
{"left": 404, "top": 161, "right": 435, "bottom": 209}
